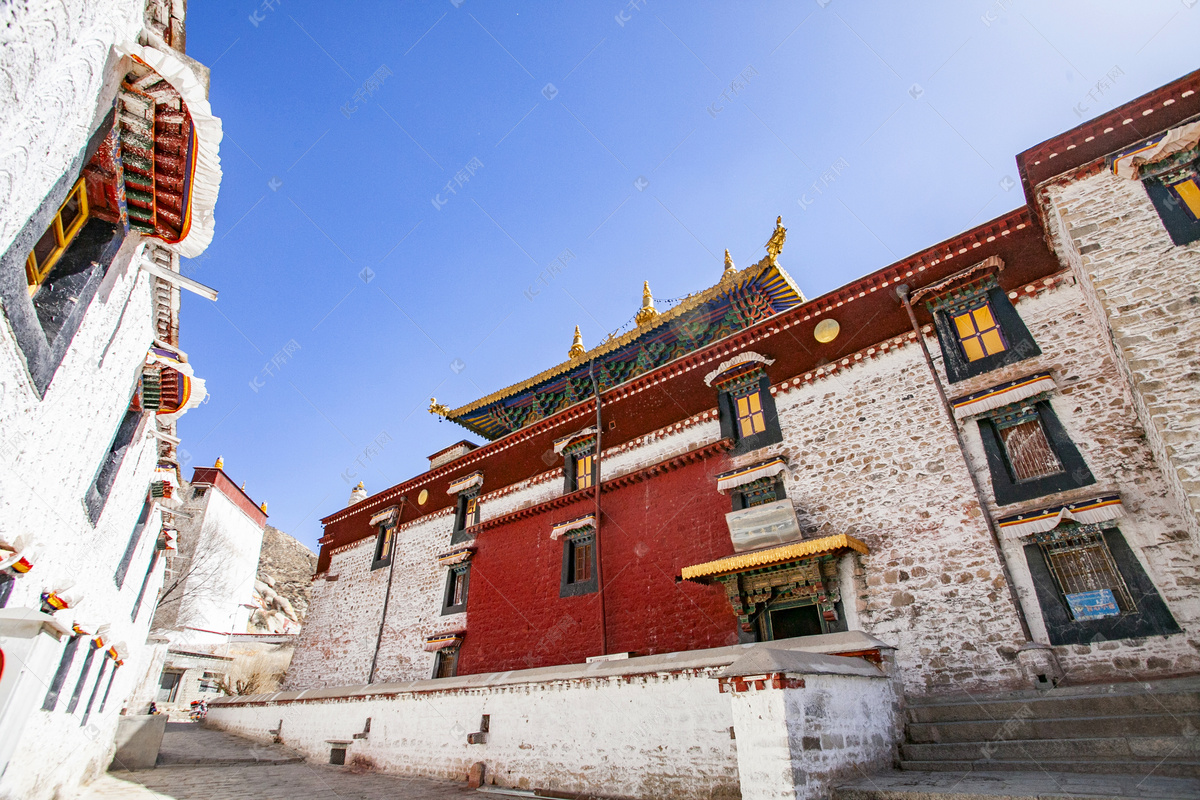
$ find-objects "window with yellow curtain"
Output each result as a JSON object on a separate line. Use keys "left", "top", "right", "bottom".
{"left": 735, "top": 390, "right": 767, "bottom": 437}
{"left": 952, "top": 301, "right": 1007, "bottom": 362}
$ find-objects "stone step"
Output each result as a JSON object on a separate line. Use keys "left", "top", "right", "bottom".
{"left": 902, "top": 734, "right": 1200, "bottom": 762}
{"left": 907, "top": 687, "right": 1200, "bottom": 724}
{"left": 907, "top": 712, "right": 1200, "bottom": 744}
{"left": 899, "top": 759, "right": 1200, "bottom": 779}
{"left": 835, "top": 769, "right": 1200, "bottom": 800}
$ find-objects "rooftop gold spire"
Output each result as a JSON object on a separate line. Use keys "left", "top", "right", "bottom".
{"left": 568, "top": 325, "right": 586, "bottom": 359}
{"left": 214, "top": 456, "right": 224, "bottom": 469}
{"left": 722, "top": 249, "right": 736, "bottom": 279}
{"left": 635, "top": 281, "right": 659, "bottom": 327}
{"left": 429, "top": 398, "right": 450, "bottom": 416}
{"left": 764, "top": 216, "right": 787, "bottom": 263}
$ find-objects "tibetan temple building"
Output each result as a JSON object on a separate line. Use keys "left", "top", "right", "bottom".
{"left": 219, "top": 70, "right": 1200, "bottom": 799}
{"left": 287, "top": 72, "right": 1200, "bottom": 702}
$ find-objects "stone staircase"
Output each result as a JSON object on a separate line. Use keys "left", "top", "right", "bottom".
{"left": 836, "top": 677, "right": 1200, "bottom": 799}
{"left": 900, "top": 676, "right": 1200, "bottom": 777}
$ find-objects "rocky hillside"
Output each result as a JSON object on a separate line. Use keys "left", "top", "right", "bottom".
{"left": 250, "top": 525, "right": 317, "bottom": 634}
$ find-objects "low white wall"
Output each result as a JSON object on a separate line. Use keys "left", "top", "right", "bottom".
{"left": 209, "top": 637, "right": 900, "bottom": 800}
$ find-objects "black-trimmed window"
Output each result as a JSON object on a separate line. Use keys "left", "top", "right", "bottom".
{"left": 1138, "top": 149, "right": 1200, "bottom": 246}
{"left": 114, "top": 497, "right": 153, "bottom": 588}
{"left": 1024, "top": 524, "right": 1180, "bottom": 645}
{"left": 928, "top": 280, "right": 1040, "bottom": 383}
{"left": 433, "top": 648, "right": 459, "bottom": 679}
{"left": 451, "top": 492, "right": 480, "bottom": 543}
{"left": 560, "top": 529, "right": 598, "bottom": 598}
{"left": 441, "top": 564, "right": 470, "bottom": 615}
{"left": 371, "top": 523, "right": 395, "bottom": 571}
{"left": 732, "top": 476, "right": 787, "bottom": 511}
{"left": 85, "top": 393, "right": 147, "bottom": 525}
{"left": 717, "top": 373, "right": 783, "bottom": 454}
{"left": 42, "top": 634, "right": 82, "bottom": 711}
{"left": 0, "top": 111, "right": 128, "bottom": 396}
{"left": 977, "top": 398, "right": 1094, "bottom": 506}
{"left": 562, "top": 444, "right": 598, "bottom": 494}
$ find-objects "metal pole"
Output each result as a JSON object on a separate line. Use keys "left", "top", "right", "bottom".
{"left": 368, "top": 496, "right": 407, "bottom": 684}
{"left": 895, "top": 285, "right": 1033, "bottom": 643}
{"left": 589, "top": 362, "right": 607, "bottom": 655}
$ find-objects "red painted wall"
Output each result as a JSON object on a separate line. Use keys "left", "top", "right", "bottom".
{"left": 457, "top": 455, "right": 739, "bottom": 675}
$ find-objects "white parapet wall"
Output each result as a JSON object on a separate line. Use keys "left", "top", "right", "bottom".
{"left": 208, "top": 633, "right": 899, "bottom": 800}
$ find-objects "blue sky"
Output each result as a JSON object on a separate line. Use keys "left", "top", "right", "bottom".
{"left": 179, "top": 0, "right": 1200, "bottom": 551}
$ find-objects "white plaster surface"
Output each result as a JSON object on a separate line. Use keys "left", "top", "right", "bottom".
{"left": 0, "top": 4, "right": 223, "bottom": 798}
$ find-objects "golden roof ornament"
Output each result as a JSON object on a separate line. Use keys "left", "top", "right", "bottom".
{"left": 260, "top": 502, "right": 268, "bottom": 513}
{"left": 568, "top": 325, "right": 586, "bottom": 359}
{"left": 634, "top": 281, "right": 659, "bottom": 327}
{"left": 765, "top": 216, "right": 787, "bottom": 263}
{"left": 722, "top": 249, "right": 737, "bottom": 280}
{"left": 214, "top": 456, "right": 224, "bottom": 469}
{"left": 429, "top": 398, "right": 450, "bottom": 417}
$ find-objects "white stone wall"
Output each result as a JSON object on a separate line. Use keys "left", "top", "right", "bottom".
{"left": 0, "top": 3, "right": 222, "bottom": 798}
{"left": 955, "top": 280, "right": 1200, "bottom": 682}
{"left": 0, "top": 248, "right": 169, "bottom": 800}
{"left": 1039, "top": 164, "right": 1200, "bottom": 548}
{"left": 218, "top": 644, "right": 900, "bottom": 800}
{"left": 731, "top": 673, "right": 897, "bottom": 800}
{"left": 167, "top": 488, "right": 266, "bottom": 645}
{"left": 226, "top": 666, "right": 739, "bottom": 798}
{"left": 0, "top": 0, "right": 144, "bottom": 254}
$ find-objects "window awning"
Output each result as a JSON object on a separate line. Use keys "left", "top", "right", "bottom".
{"left": 146, "top": 345, "right": 195, "bottom": 378}
{"left": 423, "top": 632, "right": 464, "bottom": 652}
{"left": 703, "top": 352, "right": 774, "bottom": 387}
{"left": 156, "top": 373, "right": 206, "bottom": 423}
{"left": 551, "top": 515, "right": 596, "bottom": 540}
{"left": 436, "top": 548, "right": 473, "bottom": 566}
{"left": 369, "top": 506, "right": 399, "bottom": 527}
{"left": 997, "top": 494, "right": 1124, "bottom": 537}
{"left": 447, "top": 472, "right": 484, "bottom": 495}
{"left": 681, "top": 533, "right": 868, "bottom": 581}
{"left": 115, "top": 41, "right": 223, "bottom": 259}
{"left": 950, "top": 372, "right": 1056, "bottom": 420}
{"left": 1111, "top": 121, "right": 1200, "bottom": 180}
{"left": 716, "top": 457, "right": 788, "bottom": 493}
{"left": 553, "top": 427, "right": 597, "bottom": 454}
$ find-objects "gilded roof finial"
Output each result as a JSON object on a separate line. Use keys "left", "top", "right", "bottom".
{"left": 429, "top": 398, "right": 450, "bottom": 417}
{"left": 765, "top": 216, "right": 787, "bottom": 263}
{"left": 214, "top": 456, "right": 224, "bottom": 469}
{"left": 260, "top": 502, "right": 268, "bottom": 513}
{"left": 635, "top": 281, "right": 659, "bottom": 327}
{"left": 722, "top": 249, "right": 736, "bottom": 279}
{"left": 568, "top": 325, "right": 586, "bottom": 359}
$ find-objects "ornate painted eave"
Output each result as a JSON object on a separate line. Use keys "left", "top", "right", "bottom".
{"left": 436, "top": 229, "right": 805, "bottom": 440}
{"left": 681, "top": 534, "right": 868, "bottom": 582}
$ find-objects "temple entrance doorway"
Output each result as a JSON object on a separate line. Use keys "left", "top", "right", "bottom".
{"left": 762, "top": 601, "right": 824, "bottom": 640}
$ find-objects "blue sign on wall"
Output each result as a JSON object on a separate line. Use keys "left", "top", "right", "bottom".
{"left": 1065, "top": 589, "right": 1120, "bottom": 620}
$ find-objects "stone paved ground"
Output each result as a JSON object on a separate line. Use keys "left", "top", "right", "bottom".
{"left": 836, "top": 769, "right": 1200, "bottom": 800}
{"left": 75, "top": 722, "right": 477, "bottom": 800}
{"left": 76, "top": 763, "right": 478, "bottom": 800}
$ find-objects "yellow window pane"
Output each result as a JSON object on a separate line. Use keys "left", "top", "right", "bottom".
{"left": 746, "top": 392, "right": 761, "bottom": 412}
{"left": 953, "top": 312, "right": 977, "bottom": 338}
{"left": 961, "top": 335, "right": 986, "bottom": 362}
{"left": 739, "top": 416, "right": 755, "bottom": 437}
{"left": 1174, "top": 178, "right": 1200, "bottom": 217}
{"left": 980, "top": 328, "right": 1006, "bottom": 356}
{"left": 750, "top": 411, "right": 766, "bottom": 434}
{"left": 736, "top": 395, "right": 749, "bottom": 415}
{"left": 971, "top": 304, "right": 996, "bottom": 331}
